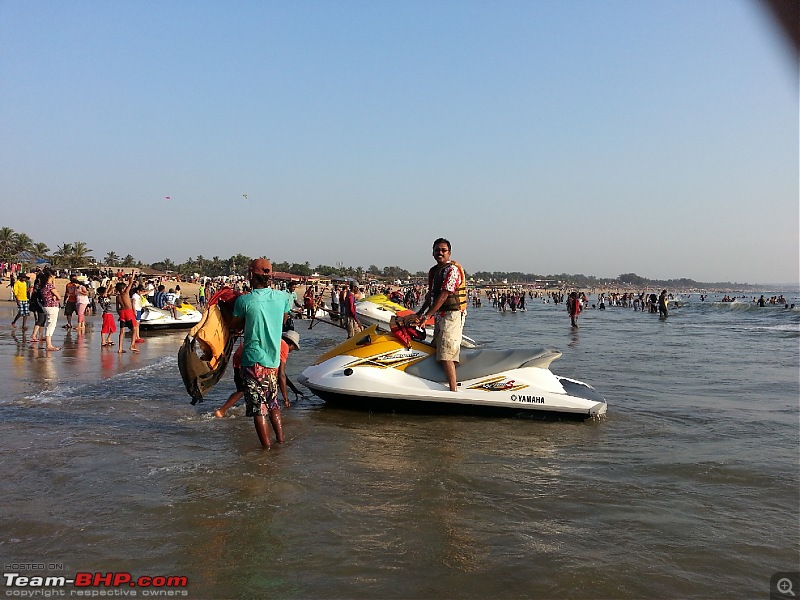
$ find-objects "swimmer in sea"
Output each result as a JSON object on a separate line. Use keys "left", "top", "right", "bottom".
{"left": 658, "top": 289, "right": 669, "bottom": 318}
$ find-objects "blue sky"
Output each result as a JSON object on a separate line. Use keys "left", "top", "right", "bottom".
{"left": 2, "top": 0, "right": 797, "bottom": 284}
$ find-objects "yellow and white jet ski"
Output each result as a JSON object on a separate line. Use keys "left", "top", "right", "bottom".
{"left": 139, "top": 298, "right": 202, "bottom": 330}
{"left": 298, "top": 325, "right": 607, "bottom": 418}
{"left": 356, "top": 294, "right": 478, "bottom": 348}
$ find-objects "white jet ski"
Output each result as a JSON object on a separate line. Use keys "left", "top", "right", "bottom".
{"left": 298, "top": 325, "right": 607, "bottom": 419}
{"left": 357, "top": 294, "right": 477, "bottom": 348}
{"left": 139, "top": 300, "right": 203, "bottom": 330}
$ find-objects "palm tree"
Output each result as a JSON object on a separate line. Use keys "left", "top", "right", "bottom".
{"left": 32, "top": 242, "right": 50, "bottom": 260}
{"left": 104, "top": 251, "right": 120, "bottom": 266}
{"left": 69, "top": 241, "right": 93, "bottom": 268}
{"left": 155, "top": 258, "right": 177, "bottom": 273}
{"left": 51, "top": 243, "right": 74, "bottom": 268}
{"left": 210, "top": 256, "right": 223, "bottom": 277}
{"left": 121, "top": 255, "right": 136, "bottom": 267}
{"left": 0, "top": 227, "right": 15, "bottom": 262}
{"left": 12, "top": 232, "right": 34, "bottom": 255}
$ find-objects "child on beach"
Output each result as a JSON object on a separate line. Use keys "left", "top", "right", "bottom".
{"left": 214, "top": 330, "right": 301, "bottom": 418}
{"left": 164, "top": 288, "right": 179, "bottom": 319}
{"left": 115, "top": 275, "right": 139, "bottom": 353}
{"left": 213, "top": 341, "right": 245, "bottom": 418}
{"left": 10, "top": 273, "right": 30, "bottom": 330}
{"left": 97, "top": 286, "right": 116, "bottom": 347}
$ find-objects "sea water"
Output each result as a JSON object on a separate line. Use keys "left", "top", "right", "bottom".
{"left": 0, "top": 292, "right": 798, "bottom": 598}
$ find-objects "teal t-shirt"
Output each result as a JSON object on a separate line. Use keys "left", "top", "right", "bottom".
{"left": 232, "top": 288, "right": 291, "bottom": 368}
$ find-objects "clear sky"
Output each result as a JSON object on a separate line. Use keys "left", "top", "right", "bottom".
{"left": 2, "top": 1, "right": 797, "bottom": 284}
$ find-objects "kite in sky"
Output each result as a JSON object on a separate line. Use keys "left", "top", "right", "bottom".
{"left": 165, "top": 196, "right": 171, "bottom": 200}
{"left": 242, "top": 194, "right": 248, "bottom": 200}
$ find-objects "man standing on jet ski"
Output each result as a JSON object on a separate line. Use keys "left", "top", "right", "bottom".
{"left": 402, "top": 238, "right": 467, "bottom": 392}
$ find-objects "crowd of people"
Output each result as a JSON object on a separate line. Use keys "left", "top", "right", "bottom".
{"left": 6, "top": 267, "right": 196, "bottom": 353}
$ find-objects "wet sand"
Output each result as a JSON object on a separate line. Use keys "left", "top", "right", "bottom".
{"left": 0, "top": 299, "right": 188, "bottom": 400}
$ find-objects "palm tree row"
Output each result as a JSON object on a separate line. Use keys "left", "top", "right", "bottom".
{"left": 4, "top": 226, "right": 411, "bottom": 281}
{"left": 0, "top": 226, "right": 98, "bottom": 269}
{"left": 0, "top": 226, "right": 50, "bottom": 265}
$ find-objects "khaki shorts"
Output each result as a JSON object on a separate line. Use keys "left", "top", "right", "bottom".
{"left": 345, "top": 317, "right": 363, "bottom": 339}
{"left": 433, "top": 311, "right": 464, "bottom": 362}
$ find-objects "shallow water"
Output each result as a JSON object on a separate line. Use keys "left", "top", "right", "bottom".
{"left": 1, "top": 292, "right": 798, "bottom": 598}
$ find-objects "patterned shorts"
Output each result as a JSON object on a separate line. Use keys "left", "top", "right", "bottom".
{"left": 16, "top": 301, "right": 30, "bottom": 316}
{"left": 242, "top": 364, "right": 279, "bottom": 417}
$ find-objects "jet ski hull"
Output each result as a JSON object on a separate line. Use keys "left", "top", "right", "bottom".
{"left": 299, "top": 326, "right": 606, "bottom": 419}
{"left": 139, "top": 304, "right": 203, "bottom": 330}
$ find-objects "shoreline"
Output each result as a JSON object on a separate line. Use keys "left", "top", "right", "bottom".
{"left": 2, "top": 273, "right": 795, "bottom": 305}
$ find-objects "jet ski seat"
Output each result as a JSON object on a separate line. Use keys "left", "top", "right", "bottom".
{"left": 404, "top": 347, "right": 562, "bottom": 383}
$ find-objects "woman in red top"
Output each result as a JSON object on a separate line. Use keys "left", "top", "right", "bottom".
{"left": 567, "top": 291, "right": 582, "bottom": 328}
{"left": 303, "top": 287, "right": 315, "bottom": 319}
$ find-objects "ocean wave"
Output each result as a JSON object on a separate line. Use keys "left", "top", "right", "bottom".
{"left": 19, "top": 355, "right": 179, "bottom": 405}
{"left": 707, "top": 301, "right": 797, "bottom": 312}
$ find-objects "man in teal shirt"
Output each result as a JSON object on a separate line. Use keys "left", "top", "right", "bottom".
{"left": 230, "top": 258, "right": 292, "bottom": 449}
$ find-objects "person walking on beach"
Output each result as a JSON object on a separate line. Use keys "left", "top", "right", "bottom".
{"left": 567, "top": 291, "right": 582, "bottom": 328}
{"left": 228, "top": 258, "right": 292, "bottom": 449}
{"left": 132, "top": 285, "right": 145, "bottom": 322}
{"left": 40, "top": 269, "right": 62, "bottom": 351}
{"left": 75, "top": 280, "right": 90, "bottom": 332}
{"left": 286, "top": 281, "right": 303, "bottom": 317}
{"left": 302, "top": 285, "right": 315, "bottom": 319}
{"left": 10, "top": 273, "right": 30, "bottom": 330}
{"left": 197, "top": 283, "right": 206, "bottom": 309}
{"left": 63, "top": 274, "right": 79, "bottom": 330}
{"left": 28, "top": 273, "right": 47, "bottom": 345}
{"left": 97, "top": 286, "right": 117, "bottom": 347}
{"left": 342, "top": 282, "right": 363, "bottom": 338}
{"left": 115, "top": 275, "right": 139, "bottom": 353}
{"left": 403, "top": 238, "right": 467, "bottom": 392}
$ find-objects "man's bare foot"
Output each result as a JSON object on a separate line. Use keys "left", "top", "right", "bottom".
{"left": 46, "top": 346, "right": 60, "bottom": 351}
{"left": 130, "top": 347, "right": 139, "bottom": 352}
{"left": 118, "top": 349, "right": 126, "bottom": 353}
{"left": 213, "top": 409, "right": 224, "bottom": 418}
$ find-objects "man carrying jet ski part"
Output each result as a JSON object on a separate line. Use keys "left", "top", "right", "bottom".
{"left": 228, "top": 258, "right": 293, "bottom": 449}
{"left": 399, "top": 238, "right": 467, "bottom": 392}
